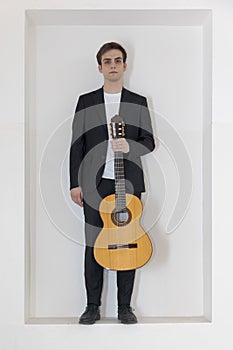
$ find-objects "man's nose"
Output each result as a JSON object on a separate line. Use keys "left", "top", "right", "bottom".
{"left": 111, "top": 60, "right": 116, "bottom": 69}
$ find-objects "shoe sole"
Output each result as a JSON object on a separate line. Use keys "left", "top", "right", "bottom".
{"left": 79, "top": 315, "right": 100, "bottom": 325}
{"left": 118, "top": 317, "right": 137, "bottom": 324}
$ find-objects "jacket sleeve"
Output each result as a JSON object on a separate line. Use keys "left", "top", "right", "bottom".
{"left": 69, "top": 95, "right": 85, "bottom": 190}
{"left": 124, "top": 97, "right": 156, "bottom": 159}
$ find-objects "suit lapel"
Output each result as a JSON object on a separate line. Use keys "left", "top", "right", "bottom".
{"left": 92, "top": 86, "right": 106, "bottom": 126}
{"left": 119, "top": 86, "right": 129, "bottom": 118}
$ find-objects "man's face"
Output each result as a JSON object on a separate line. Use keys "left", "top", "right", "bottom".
{"left": 98, "top": 49, "right": 127, "bottom": 82}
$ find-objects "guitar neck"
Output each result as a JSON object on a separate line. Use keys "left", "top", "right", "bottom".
{"left": 114, "top": 151, "right": 126, "bottom": 211}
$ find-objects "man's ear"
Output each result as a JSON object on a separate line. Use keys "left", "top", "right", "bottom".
{"left": 123, "top": 62, "right": 127, "bottom": 72}
{"left": 98, "top": 64, "right": 102, "bottom": 73}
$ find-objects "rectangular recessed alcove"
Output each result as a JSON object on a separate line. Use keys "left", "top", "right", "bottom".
{"left": 25, "top": 9, "right": 212, "bottom": 324}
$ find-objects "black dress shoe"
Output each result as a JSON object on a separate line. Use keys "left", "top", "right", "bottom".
{"left": 79, "top": 304, "right": 100, "bottom": 325}
{"left": 118, "top": 305, "right": 138, "bottom": 324}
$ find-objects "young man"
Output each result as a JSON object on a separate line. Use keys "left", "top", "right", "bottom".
{"left": 69, "top": 42, "right": 156, "bottom": 324}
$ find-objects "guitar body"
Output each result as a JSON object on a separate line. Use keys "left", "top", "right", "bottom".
{"left": 94, "top": 193, "right": 153, "bottom": 271}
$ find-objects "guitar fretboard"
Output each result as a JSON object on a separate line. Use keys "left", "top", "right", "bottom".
{"left": 114, "top": 151, "right": 126, "bottom": 211}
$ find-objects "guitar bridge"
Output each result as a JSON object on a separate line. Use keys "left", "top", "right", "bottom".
{"left": 108, "top": 243, "right": 138, "bottom": 250}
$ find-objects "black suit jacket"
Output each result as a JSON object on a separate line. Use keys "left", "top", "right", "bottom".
{"left": 69, "top": 86, "right": 156, "bottom": 193}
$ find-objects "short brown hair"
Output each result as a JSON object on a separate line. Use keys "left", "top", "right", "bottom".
{"left": 96, "top": 42, "right": 127, "bottom": 66}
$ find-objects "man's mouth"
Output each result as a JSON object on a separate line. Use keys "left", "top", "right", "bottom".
{"left": 110, "top": 71, "right": 117, "bottom": 73}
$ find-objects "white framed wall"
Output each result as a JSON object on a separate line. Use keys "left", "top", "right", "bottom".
{"left": 25, "top": 9, "right": 211, "bottom": 322}
{"left": 1, "top": 1, "right": 233, "bottom": 349}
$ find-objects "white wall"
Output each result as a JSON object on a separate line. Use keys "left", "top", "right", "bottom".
{"left": 27, "top": 21, "right": 204, "bottom": 320}
{"left": 0, "top": 1, "right": 233, "bottom": 349}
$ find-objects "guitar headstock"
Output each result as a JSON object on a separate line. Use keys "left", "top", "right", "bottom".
{"left": 110, "top": 114, "right": 125, "bottom": 139}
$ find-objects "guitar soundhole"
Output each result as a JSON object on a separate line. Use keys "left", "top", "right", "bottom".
{"left": 111, "top": 208, "right": 132, "bottom": 226}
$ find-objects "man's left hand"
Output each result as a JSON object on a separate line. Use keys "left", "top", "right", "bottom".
{"left": 111, "top": 138, "right": 129, "bottom": 153}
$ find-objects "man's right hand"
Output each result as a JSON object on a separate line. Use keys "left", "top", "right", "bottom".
{"left": 70, "top": 186, "right": 83, "bottom": 207}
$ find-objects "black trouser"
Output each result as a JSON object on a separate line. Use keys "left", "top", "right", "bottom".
{"left": 82, "top": 178, "right": 141, "bottom": 307}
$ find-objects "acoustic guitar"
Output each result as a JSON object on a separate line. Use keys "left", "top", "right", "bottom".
{"left": 94, "top": 115, "right": 153, "bottom": 271}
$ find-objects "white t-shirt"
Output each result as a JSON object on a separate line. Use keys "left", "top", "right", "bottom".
{"left": 102, "top": 91, "right": 121, "bottom": 179}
